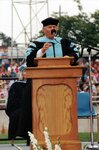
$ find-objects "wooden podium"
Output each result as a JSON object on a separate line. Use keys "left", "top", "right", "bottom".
{"left": 26, "top": 57, "right": 82, "bottom": 150}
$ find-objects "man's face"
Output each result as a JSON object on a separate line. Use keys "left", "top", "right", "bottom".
{"left": 43, "top": 25, "right": 58, "bottom": 39}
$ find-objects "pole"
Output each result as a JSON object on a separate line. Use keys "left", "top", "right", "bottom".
{"left": 11, "top": 0, "right": 14, "bottom": 61}
{"left": 46, "top": 0, "right": 49, "bottom": 17}
{"left": 59, "top": 5, "right": 61, "bottom": 17}
{"left": 29, "top": 0, "right": 32, "bottom": 41}
{"left": 86, "top": 48, "right": 99, "bottom": 149}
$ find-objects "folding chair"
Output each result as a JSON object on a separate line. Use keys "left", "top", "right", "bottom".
{"left": 77, "top": 92, "right": 97, "bottom": 117}
{"left": 77, "top": 91, "right": 99, "bottom": 143}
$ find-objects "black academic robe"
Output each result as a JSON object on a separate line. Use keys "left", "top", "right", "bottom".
{"left": 26, "top": 38, "right": 78, "bottom": 67}
{"left": 5, "top": 81, "right": 26, "bottom": 140}
{"left": 16, "top": 79, "right": 32, "bottom": 139}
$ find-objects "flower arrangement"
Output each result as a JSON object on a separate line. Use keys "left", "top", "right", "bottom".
{"left": 14, "top": 127, "right": 62, "bottom": 150}
{"left": 28, "top": 127, "right": 62, "bottom": 150}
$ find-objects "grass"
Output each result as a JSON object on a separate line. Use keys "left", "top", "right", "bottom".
{"left": 79, "top": 132, "right": 98, "bottom": 142}
{"left": 0, "top": 133, "right": 98, "bottom": 144}
{"left": 0, "top": 134, "right": 26, "bottom": 144}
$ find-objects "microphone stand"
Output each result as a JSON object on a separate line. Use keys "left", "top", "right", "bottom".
{"left": 86, "top": 47, "right": 99, "bottom": 149}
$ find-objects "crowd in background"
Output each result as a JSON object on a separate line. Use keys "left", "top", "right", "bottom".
{"left": 0, "top": 59, "right": 24, "bottom": 78}
{"left": 78, "top": 57, "right": 99, "bottom": 101}
{"left": 0, "top": 57, "right": 25, "bottom": 106}
{"left": 0, "top": 51, "right": 99, "bottom": 106}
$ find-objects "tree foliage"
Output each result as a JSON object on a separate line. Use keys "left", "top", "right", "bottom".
{"left": 0, "top": 32, "right": 17, "bottom": 47}
{"left": 57, "top": 10, "right": 99, "bottom": 49}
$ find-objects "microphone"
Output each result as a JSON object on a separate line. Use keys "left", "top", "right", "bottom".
{"left": 51, "top": 29, "right": 57, "bottom": 36}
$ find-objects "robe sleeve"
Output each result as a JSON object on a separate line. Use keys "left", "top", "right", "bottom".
{"left": 26, "top": 41, "right": 44, "bottom": 67}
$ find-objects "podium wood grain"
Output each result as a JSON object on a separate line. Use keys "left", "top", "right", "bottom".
{"left": 26, "top": 57, "right": 82, "bottom": 150}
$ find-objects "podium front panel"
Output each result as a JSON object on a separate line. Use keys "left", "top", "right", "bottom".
{"left": 26, "top": 58, "right": 82, "bottom": 150}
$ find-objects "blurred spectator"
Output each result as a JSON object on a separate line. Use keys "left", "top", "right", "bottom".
{"left": 0, "top": 80, "right": 7, "bottom": 106}
{"left": 10, "top": 68, "right": 17, "bottom": 78}
{"left": 77, "top": 57, "right": 88, "bottom": 82}
{"left": 1, "top": 48, "right": 9, "bottom": 65}
{"left": 1, "top": 67, "right": 7, "bottom": 77}
{"left": 77, "top": 58, "right": 99, "bottom": 96}
{"left": 0, "top": 66, "right": 2, "bottom": 76}
{"left": 0, "top": 92, "right": 5, "bottom": 100}
{"left": 4, "top": 60, "right": 10, "bottom": 70}
{"left": 95, "top": 83, "right": 99, "bottom": 101}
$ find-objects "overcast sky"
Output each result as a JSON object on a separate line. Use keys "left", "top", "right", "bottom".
{"left": 0, "top": 0, "right": 99, "bottom": 44}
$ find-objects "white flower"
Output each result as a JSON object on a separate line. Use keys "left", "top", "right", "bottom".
{"left": 43, "top": 128, "right": 53, "bottom": 150}
{"left": 28, "top": 131, "right": 41, "bottom": 150}
{"left": 55, "top": 144, "right": 62, "bottom": 150}
{"left": 28, "top": 128, "right": 62, "bottom": 150}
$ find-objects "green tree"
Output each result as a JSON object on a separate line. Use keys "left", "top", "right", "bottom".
{"left": 54, "top": 0, "right": 99, "bottom": 57}
{"left": 74, "top": 0, "right": 83, "bottom": 12}
{"left": 0, "top": 32, "right": 17, "bottom": 47}
{"left": 56, "top": 9, "right": 99, "bottom": 56}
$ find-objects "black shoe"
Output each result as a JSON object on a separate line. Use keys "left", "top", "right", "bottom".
{"left": 11, "top": 140, "right": 14, "bottom": 146}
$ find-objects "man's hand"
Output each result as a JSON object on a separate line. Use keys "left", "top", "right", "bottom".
{"left": 41, "top": 43, "right": 52, "bottom": 53}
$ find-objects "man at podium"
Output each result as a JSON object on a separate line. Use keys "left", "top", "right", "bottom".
{"left": 18, "top": 17, "right": 79, "bottom": 142}
{"left": 26, "top": 17, "right": 79, "bottom": 67}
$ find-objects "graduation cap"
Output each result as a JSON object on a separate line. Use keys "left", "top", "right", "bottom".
{"left": 41, "top": 17, "right": 59, "bottom": 27}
